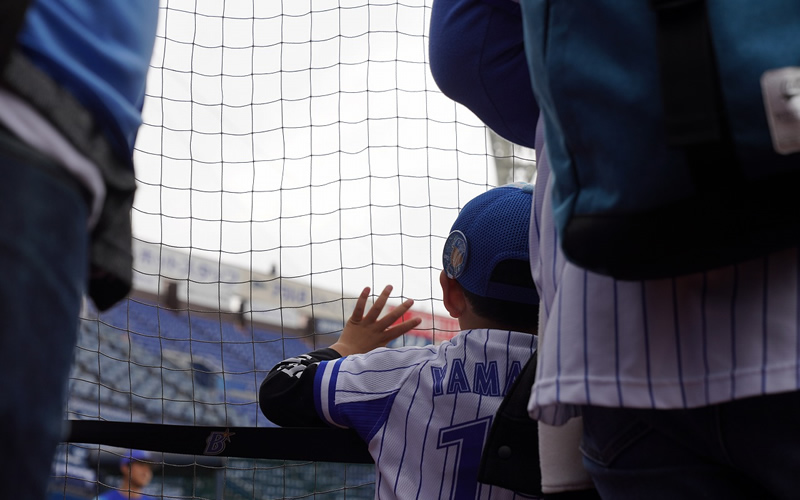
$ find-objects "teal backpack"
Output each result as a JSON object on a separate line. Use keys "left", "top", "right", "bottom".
{"left": 522, "top": 0, "right": 800, "bottom": 279}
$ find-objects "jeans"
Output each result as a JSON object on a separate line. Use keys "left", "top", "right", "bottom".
{"left": 0, "top": 127, "right": 89, "bottom": 499}
{"left": 580, "top": 391, "right": 800, "bottom": 500}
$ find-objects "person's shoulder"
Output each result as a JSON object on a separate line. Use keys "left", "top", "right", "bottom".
{"left": 483, "top": 327, "right": 534, "bottom": 336}
{"left": 341, "top": 343, "right": 440, "bottom": 367}
{"left": 95, "top": 491, "right": 129, "bottom": 500}
{"left": 480, "top": 328, "right": 537, "bottom": 345}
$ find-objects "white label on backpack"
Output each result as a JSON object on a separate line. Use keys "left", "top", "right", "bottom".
{"left": 761, "top": 67, "right": 800, "bottom": 155}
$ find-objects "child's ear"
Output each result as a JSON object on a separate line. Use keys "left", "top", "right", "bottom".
{"left": 440, "top": 270, "right": 467, "bottom": 318}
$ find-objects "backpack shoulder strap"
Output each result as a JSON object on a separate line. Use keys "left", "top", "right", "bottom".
{"left": 650, "top": 0, "right": 738, "bottom": 188}
{"left": 478, "top": 353, "right": 542, "bottom": 496}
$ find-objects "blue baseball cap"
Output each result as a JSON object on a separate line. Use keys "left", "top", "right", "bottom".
{"left": 442, "top": 182, "right": 538, "bottom": 305}
{"left": 120, "top": 449, "right": 151, "bottom": 466}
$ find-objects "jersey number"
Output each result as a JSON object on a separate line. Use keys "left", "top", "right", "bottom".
{"left": 437, "top": 417, "right": 492, "bottom": 499}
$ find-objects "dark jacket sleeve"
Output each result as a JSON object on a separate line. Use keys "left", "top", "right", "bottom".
{"left": 259, "top": 347, "right": 341, "bottom": 427}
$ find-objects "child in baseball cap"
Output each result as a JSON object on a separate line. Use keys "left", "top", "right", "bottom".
{"left": 260, "top": 181, "right": 542, "bottom": 498}
{"left": 441, "top": 182, "right": 539, "bottom": 331}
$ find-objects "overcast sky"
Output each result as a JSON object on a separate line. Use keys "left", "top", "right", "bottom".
{"left": 131, "top": 0, "right": 532, "bottom": 321}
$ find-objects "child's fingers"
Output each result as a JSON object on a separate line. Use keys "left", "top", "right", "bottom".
{"left": 374, "top": 298, "right": 415, "bottom": 331}
{"left": 383, "top": 317, "right": 422, "bottom": 342}
{"left": 364, "top": 285, "right": 393, "bottom": 322}
{"left": 349, "top": 287, "right": 371, "bottom": 322}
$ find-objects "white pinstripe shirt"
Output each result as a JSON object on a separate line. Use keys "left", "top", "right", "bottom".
{"left": 528, "top": 129, "right": 800, "bottom": 426}
{"left": 314, "top": 328, "right": 539, "bottom": 500}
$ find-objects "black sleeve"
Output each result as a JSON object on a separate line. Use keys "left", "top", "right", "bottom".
{"left": 259, "top": 347, "right": 342, "bottom": 427}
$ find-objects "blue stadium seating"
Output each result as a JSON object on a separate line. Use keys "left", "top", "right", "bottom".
{"left": 68, "top": 297, "right": 312, "bottom": 427}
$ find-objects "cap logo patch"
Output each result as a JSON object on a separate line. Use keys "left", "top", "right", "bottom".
{"left": 443, "top": 230, "right": 468, "bottom": 279}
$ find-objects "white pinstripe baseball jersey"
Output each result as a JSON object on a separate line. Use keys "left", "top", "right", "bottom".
{"left": 314, "top": 328, "right": 538, "bottom": 500}
{"left": 528, "top": 127, "right": 800, "bottom": 426}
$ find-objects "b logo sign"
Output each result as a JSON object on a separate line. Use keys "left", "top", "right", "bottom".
{"left": 204, "top": 428, "right": 235, "bottom": 455}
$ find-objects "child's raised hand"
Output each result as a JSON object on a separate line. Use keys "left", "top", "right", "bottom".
{"left": 330, "top": 285, "right": 422, "bottom": 356}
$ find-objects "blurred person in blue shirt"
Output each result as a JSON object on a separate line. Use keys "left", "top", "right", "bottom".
{"left": 96, "top": 450, "right": 157, "bottom": 500}
{"left": 0, "top": 2, "right": 159, "bottom": 498}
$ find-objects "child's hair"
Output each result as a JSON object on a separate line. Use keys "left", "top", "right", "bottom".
{"left": 462, "top": 258, "right": 539, "bottom": 331}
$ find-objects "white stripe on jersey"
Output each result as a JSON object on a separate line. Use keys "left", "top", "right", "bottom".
{"left": 528, "top": 130, "right": 800, "bottom": 426}
{"left": 315, "top": 359, "right": 348, "bottom": 429}
{"left": 314, "top": 329, "right": 538, "bottom": 500}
